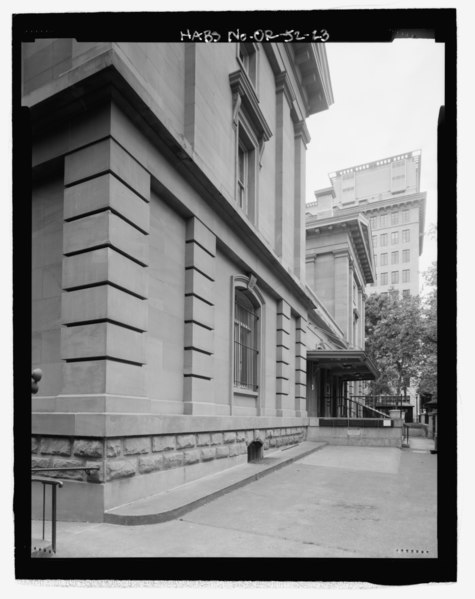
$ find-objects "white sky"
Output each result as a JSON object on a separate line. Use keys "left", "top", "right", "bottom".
{"left": 305, "top": 40, "right": 444, "bottom": 278}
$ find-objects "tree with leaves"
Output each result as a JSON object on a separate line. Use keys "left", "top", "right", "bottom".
{"left": 418, "top": 261, "right": 437, "bottom": 398}
{"left": 365, "top": 291, "right": 424, "bottom": 396}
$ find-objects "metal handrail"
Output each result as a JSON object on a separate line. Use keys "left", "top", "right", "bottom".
{"left": 337, "top": 396, "right": 387, "bottom": 419}
{"left": 31, "top": 465, "right": 100, "bottom": 555}
{"left": 31, "top": 477, "right": 63, "bottom": 554}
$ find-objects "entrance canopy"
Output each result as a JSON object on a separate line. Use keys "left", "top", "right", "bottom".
{"left": 307, "top": 349, "right": 379, "bottom": 381}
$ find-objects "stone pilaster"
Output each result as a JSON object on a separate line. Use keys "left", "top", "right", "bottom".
{"left": 60, "top": 137, "right": 150, "bottom": 413}
{"left": 183, "top": 217, "right": 216, "bottom": 415}
{"left": 276, "top": 299, "right": 291, "bottom": 416}
{"left": 295, "top": 315, "right": 307, "bottom": 417}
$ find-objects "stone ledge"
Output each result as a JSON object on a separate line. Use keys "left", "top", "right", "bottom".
{"left": 32, "top": 413, "right": 310, "bottom": 437}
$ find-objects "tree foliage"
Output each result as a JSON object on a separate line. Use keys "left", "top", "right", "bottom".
{"left": 418, "top": 261, "right": 437, "bottom": 397}
{"left": 364, "top": 261, "right": 437, "bottom": 399}
{"left": 365, "top": 292, "right": 424, "bottom": 395}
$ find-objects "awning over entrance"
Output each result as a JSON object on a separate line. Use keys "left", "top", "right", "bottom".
{"left": 306, "top": 349, "right": 379, "bottom": 381}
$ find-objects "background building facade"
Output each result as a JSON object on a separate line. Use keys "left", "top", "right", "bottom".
{"left": 307, "top": 150, "right": 426, "bottom": 297}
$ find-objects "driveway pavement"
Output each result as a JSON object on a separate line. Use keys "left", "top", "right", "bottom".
{"left": 32, "top": 442, "right": 437, "bottom": 559}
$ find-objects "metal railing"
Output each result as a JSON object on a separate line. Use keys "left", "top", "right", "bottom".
{"left": 337, "top": 396, "right": 388, "bottom": 419}
{"left": 351, "top": 395, "right": 408, "bottom": 410}
{"left": 31, "top": 465, "right": 99, "bottom": 555}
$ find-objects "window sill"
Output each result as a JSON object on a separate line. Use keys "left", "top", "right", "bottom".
{"left": 233, "top": 388, "right": 258, "bottom": 398}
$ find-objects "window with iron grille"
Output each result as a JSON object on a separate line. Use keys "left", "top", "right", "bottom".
{"left": 234, "top": 289, "right": 259, "bottom": 391}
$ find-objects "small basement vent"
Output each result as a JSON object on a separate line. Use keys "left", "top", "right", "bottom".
{"left": 247, "top": 440, "right": 263, "bottom": 463}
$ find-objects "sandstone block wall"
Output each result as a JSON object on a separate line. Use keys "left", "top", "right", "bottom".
{"left": 31, "top": 426, "right": 306, "bottom": 485}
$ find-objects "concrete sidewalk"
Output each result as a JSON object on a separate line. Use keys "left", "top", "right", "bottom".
{"left": 32, "top": 442, "right": 437, "bottom": 559}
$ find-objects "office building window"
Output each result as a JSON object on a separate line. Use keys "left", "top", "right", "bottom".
{"left": 372, "top": 235, "right": 377, "bottom": 248}
{"left": 380, "top": 214, "right": 388, "bottom": 227}
{"left": 391, "top": 271, "right": 399, "bottom": 284}
{"left": 402, "top": 249, "right": 410, "bottom": 263}
{"left": 402, "top": 270, "right": 410, "bottom": 283}
{"left": 391, "top": 251, "right": 399, "bottom": 265}
{"left": 391, "top": 231, "right": 399, "bottom": 245}
{"left": 380, "top": 272, "right": 388, "bottom": 286}
{"left": 402, "top": 229, "right": 410, "bottom": 243}
{"left": 380, "top": 253, "right": 388, "bottom": 266}
{"left": 370, "top": 216, "right": 377, "bottom": 230}
{"left": 391, "top": 212, "right": 399, "bottom": 225}
{"left": 380, "top": 233, "right": 388, "bottom": 247}
{"left": 402, "top": 289, "right": 410, "bottom": 298}
{"left": 234, "top": 288, "right": 259, "bottom": 391}
{"left": 402, "top": 209, "right": 410, "bottom": 223}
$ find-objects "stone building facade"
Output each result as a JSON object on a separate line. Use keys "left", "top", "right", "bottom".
{"left": 307, "top": 150, "right": 426, "bottom": 297}
{"left": 26, "top": 40, "right": 336, "bottom": 520}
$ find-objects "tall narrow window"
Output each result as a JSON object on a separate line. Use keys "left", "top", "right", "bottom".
{"left": 380, "top": 213, "right": 388, "bottom": 227}
{"left": 391, "top": 212, "right": 399, "bottom": 225}
{"left": 402, "top": 229, "right": 411, "bottom": 243}
{"left": 402, "top": 249, "right": 410, "bottom": 263}
{"left": 238, "top": 142, "right": 247, "bottom": 211}
{"left": 238, "top": 43, "right": 257, "bottom": 87}
{"left": 402, "top": 209, "right": 410, "bottom": 223}
{"left": 402, "top": 269, "right": 410, "bottom": 283}
{"left": 381, "top": 252, "right": 388, "bottom": 266}
{"left": 391, "top": 251, "right": 399, "bottom": 265}
{"left": 391, "top": 231, "right": 399, "bottom": 245}
{"left": 391, "top": 271, "right": 399, "bottom": 284}
{"left": 372, "top": 235, "right": 378, "bottom": 248}
{"left": 234, "top": 289, "right": 259, "bottom": 391}
{"left": 380, "top": 272, "right": 388, "bottom": 286}
{"left": 380, "top": 233, "right": 388, "bottom": 247}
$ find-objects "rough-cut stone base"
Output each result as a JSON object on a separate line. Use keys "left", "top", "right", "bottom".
{"left": 31, "top": 426, "right": 307, "bottom": 521}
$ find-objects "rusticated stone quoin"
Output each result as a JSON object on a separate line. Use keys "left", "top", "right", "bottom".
{"left": 107, "top": 460, "right": 136, "bottom": 481}
{"left": 106, "top": 439, "right": 122, "bottom": 457}
{"left": 123, "top": 437, "right": 151, "bottom": 455}
{"left": 86, "top": 460, "right": 104, "bottom": 483}
{"left": 73, "top": 439, "right": 104, "bottom": 458}
{"left": 39, "top": 437, "right": 72, "bottom": 456}
{"left": 152, "top": 435, "right": 176, "bottom": 452}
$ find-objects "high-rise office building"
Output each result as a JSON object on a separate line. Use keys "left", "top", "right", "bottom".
{"left": 307, "top": 150, "right": 426, "bottom": 297}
